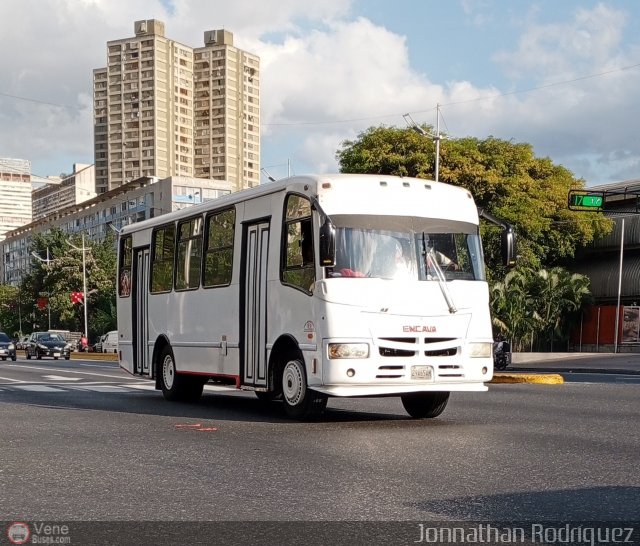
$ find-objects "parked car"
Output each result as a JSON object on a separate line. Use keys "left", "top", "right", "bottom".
{"left": 100, "top": 330, "right": 118, "bottom": 353}
{"left": 0, "top": 332, "right": 17, "bottom": 361}
{"left": 25, "top": 331, "right": 71, "bottom": 360}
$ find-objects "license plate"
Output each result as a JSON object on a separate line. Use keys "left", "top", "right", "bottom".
{"left": 53, "top": 352, "right": 61, "bottom": 357}
{"left": 411, "top": 365, "right": 433, "bottom": 380}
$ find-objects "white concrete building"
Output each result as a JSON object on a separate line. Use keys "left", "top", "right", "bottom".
{"left": 0, "top": 158, "right": 33, "bottom": 242}
{"left": 1, "top": 175, "right": 232, "bottom": 285}
{"left": 32, "top": 164, "right": 97, "bottom": 221}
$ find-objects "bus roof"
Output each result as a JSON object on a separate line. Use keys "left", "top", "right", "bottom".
{"left": 119, "top": 174, "right": 478, "bottom": 236}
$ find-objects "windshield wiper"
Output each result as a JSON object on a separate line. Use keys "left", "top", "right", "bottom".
{"left": 422, "top": 234, "right": 458, "bottom": 314}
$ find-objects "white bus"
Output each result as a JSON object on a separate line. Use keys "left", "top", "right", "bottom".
{"left": 116, "top": 174, "right": 515, "bottom": 419}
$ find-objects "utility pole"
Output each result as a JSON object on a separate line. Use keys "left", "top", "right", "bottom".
{"left": 31, "top": 247, "right": 52, "bottom": 330}
{"left": 434, "top": 104, "right": 441, "bottom": 182}
{"left": 68, "top": 234, "right": 89, "bottom": 339}
{"left": 614, "top": 218, "right": 625, "bottom": 353}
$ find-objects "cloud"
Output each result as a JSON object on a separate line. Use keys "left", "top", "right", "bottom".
{"left": 493, "top": 3, "right": 627, "bottom": 80}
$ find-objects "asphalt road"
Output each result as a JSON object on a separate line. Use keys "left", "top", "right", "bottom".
{"left": 0, "top": 358, "right": 639, "bottom": 543}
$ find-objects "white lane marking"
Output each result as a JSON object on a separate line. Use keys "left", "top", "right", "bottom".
{"left": 125, "top": 383, "right": 156, "bottom": 391}
{"left": 0, "top": 376, "right": 25, "bottom": 383}
{"left": 44, "top": 375, "right": 82, "bottom": 381}
{"left": 76, "top": 385, "right": 127, "bottom": 392}
{"left": 7, "top": 364, "right": 146, "bottom": 381}
{"left": 15, "top": 385, "right": 64, "bottom": 392}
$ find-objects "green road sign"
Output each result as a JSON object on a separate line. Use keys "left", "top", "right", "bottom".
{"left": 568, "top": 190, "right": 604, "bottom": 211}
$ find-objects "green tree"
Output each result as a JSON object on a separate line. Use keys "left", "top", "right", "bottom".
{"left": 490, "top": 269, "right": 540, "bottom": 351}
{"left": 0, "top": 284, "right": 21, "bottom": 337}
{"left": 20, "top": 228, "right": 117, "bottom": 340}
{"left": 491, "top": 267, "right": 592, "bottom": 351}
{"left": 530, "top": 268, "right": 592, "bottom": 351}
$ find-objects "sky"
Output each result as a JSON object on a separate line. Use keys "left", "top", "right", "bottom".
{"left": 1, "top": 0, "right": 640, "bottom": 186}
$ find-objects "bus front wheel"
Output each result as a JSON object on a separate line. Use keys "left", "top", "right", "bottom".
{"left": 280, "top": 358, "right": 327, "bottom": 420}
{"left": 159, "top": 346, "right": 204, "bottom": 402}
{"left": 401, "top": 392, "right": 450, "bottom": 419}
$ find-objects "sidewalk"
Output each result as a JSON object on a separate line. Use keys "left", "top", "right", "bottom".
{"left": 508, "top": 352, "right": 640, "bottom": 375}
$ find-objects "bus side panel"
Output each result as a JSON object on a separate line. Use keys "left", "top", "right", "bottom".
{"left": 150, "top": 285, "right": 241, "bottom": 376}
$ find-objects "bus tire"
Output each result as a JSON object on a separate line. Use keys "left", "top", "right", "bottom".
{"left": 280, "top": 358, "right": 327, "bottom": 420}
{"left": 401, "top": 392, "right": 450, "bottom": 419}
{"left": 159, "top": 346, "right": 203, "bottom": 402}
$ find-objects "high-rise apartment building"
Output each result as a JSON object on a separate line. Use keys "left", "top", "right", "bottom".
{"left": 0, "top": 158, "right": 33, "bottom": 241}
{"left": 93, "top": 19, "right": 260, "bottom": 195}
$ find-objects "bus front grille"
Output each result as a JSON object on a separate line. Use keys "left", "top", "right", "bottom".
{"left": 376, "top": 365, "right": 405, "bottom": 379}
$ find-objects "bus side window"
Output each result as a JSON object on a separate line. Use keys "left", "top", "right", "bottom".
{"left": 203, "top": 208, "right": 235, "bottom": 288}
{"left": 175, "top": 216, "right": 203, "bottom": 291}
{"left": 282, "top": 194, "right": 315, "bottom": 293}
{"left": 151, "top": 224, "right": 176, "bottom": 294}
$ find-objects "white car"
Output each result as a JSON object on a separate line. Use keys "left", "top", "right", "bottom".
{"left": 100, "top": 331, "right": 118, "bottom": 353}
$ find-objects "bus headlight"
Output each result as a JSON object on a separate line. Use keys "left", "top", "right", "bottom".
{"left": 468, "top": 342, "right": 493, "bottom": 358}
{"left": 328, "top": 343, "right": 369, "bottom": 359}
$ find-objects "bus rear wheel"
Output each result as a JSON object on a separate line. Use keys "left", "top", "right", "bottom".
{"left": 159, "top": 346, "right": 204, "bottom": 402}
{"left": 401, "top": 392, "right": 450, "bottom": 419}
{"left": 280, "top": 358, "right": 327, "bottom": 420}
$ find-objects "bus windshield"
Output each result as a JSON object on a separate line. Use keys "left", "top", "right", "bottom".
{"left": 326, "top": 220, "right": 485, "bottom": 281}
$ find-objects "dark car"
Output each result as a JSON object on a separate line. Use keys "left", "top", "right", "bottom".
{"left": 25, "top": 332, "right": 71, "bottom": 360}
{"left": 0, "top": 332, "right": 17, "bottom": 361}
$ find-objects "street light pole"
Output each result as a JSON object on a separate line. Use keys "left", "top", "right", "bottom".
{"left": 31, "top": 247, "right": 52, "bottom": 330}
{"left": 403, "top": 106, "right": 444, "bottom": 182}
{"left": 46, "top": 248, "right": 51, "bottom": 330}
{"left": 17, "top": 286, "right": 22, "bottom": 335}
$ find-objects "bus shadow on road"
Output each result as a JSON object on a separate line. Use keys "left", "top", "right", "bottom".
{"left": 0, "top": 386, "right": 454, "bottom": 425}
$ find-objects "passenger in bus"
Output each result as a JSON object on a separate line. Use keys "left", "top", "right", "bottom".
{"left": 429, "top": 251, "right": 458, "bottom": 270}
{"left": 120, "top": 269, "right": 131, "bottom": 296}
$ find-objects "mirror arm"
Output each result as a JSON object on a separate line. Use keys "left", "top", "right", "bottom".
{"left": 478, "top": 207, "right": 510, "bottom": 230}
{"left": 309, "top": 195, "right": 331, "bottom": 225}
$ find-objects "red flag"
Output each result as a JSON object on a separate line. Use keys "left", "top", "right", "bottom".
{"left": 70, "top": 291, "right": 84, "bottom": 304}
{"left": 37, "top": 297, "right": 48, "bottom": 310}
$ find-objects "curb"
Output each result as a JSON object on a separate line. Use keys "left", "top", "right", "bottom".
{"left": 70, "top": 353, "right": 118, "bottom": 361}
{"left": 511, "top": 367, "right": 640, "bottom": 376}
{"left": 490, "top": 373, "right": 564, "bottom": 385}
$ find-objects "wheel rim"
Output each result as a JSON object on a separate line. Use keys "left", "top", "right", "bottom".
{"left": 282, "top": 360, "right": 305, "bottom": 406}
{"left": 162, "top": 354, "right": 175, "bottom": 389}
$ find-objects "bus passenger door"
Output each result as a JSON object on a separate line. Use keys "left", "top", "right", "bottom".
{"left": 133, "top": 247, "right": 150, "bottom": 375}
{"left": 243, "top": 221, "right": 269, "bottom": 388}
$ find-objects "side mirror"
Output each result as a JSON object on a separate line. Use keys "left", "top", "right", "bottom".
{"left": 501, "top": 227, "right": 517, "bottom": 267}
{"left": 319, "top": 218, "right": 336, "bottom": 266}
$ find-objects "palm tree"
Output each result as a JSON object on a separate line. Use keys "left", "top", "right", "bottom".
{"left": 532, "top": 268, "right": 591, "bottom": 350}
{"left": 491, "top": 267, "right": 592, "bottom": 352}
{"left": 490, "top": 268, "right": 539, "bottom": 351}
